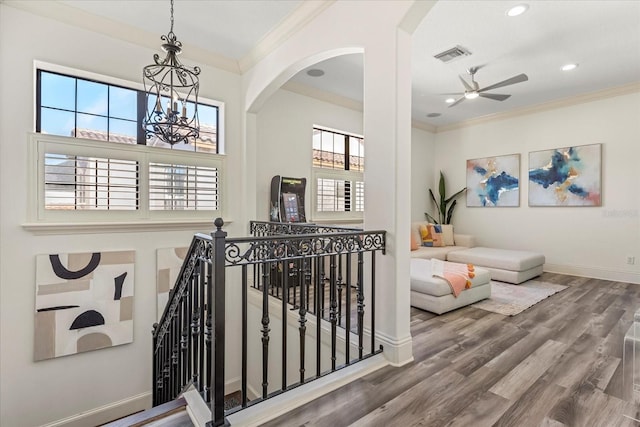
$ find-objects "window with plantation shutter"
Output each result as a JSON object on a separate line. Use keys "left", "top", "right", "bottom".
{"left": 44, "top": 154, "right": 138, "bottom": 210}
{"left": 312, "top": 126, "right": 364, "bottom": 221}
{"left": 149, "top": 163, "right": 219, "bottom": 211}
{"left": 29, "top": 133, "right": 224, "bottom": 224}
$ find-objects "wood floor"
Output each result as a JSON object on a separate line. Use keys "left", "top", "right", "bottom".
{"left": 261, "top": 273, "right": 640, "bottom": 427}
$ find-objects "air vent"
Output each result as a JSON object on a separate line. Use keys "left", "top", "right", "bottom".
{"left": 434, "top": 45, "right": 471, "bottom": 63}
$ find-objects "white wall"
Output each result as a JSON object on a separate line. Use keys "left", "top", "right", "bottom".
{"left": 255, "top": 88, "right": 364, "bottom": 222}
{"left": 0, "top": 5, "right": 245, "bottom": 426}
{"left": 410, "top": 127, "right": 436, "bottom": 222}
{"left": 433, "top": 92, "right": 640, "bottom": 284}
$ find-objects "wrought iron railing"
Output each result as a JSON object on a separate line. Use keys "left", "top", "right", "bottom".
{"left": 152, "top": 219, "right": 385, "bottom": 426}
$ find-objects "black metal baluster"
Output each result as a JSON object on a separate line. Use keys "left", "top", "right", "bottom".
{"left": 171, "top": 316, "right": 178, "bottom": 398}
{"left": 345, "top": 253, "right": 351, "bottom": 365}
{"left": 330, "top": 254, "right": 337, "bottom": 371}
{"left": 281, "top": 261, "right": 288, "bottom": 391}
{"left": 241, "top": 265, "right": 248, "bottom": 408}
{"left": 299, "top": 256, "right": 307, "bottom": 384}
{"left": 191, "top": 265, "right": 200, "bottom": 389}
{"left": 370, "top": 252, "right": 376, "bottom": 354}
{"left": 320, "top": 259, "right": 326, "bottom": 318}
{"left": 305, "top": 258, "right": 311, "bottom": 310}
{"left": 261, "top": 262, "right": 270, "bottom": 399}
{"left": 337, "top": 255, "right": 343, "bottom": 326}
{"left": 198, "top": 259, "right": 206, "bottom": 393}
{"left": 180, "top": 292, "right": 188, "bottom": 390}
{"left": 316, "top": 256, "right": 322, "bottom": 377}
{"left": 357, "top": 251, "right": 364, "bottom": 360}
{"left": 291, "top": 261, "right": 298, "bottom": 308}
{"left": 163, "top": 335, "right": 170, "bottom": 403}
{"left": 152, "top": 323, "right": 159, "bottom": 406}
{"left": 204, "top": 258, "right": 213, "bottom": 403}
{"left": 187, "top": 283, "right": 193, "bottom": 388}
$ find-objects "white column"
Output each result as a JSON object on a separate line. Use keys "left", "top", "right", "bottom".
{"left": 362, "top": 25, "right": 414, "bottom": 366}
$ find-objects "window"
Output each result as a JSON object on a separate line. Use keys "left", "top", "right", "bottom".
{"left": 312, "top": 127, "right": 364, "bottom": 219}
{"left": 30, "top": 62, "right": 224, "bottom": 224}
{"left": 44, "top": 153, "right": 138, "bottom": 210}
{"left": 36, "top": 69, "right": 220, "bottom": 153}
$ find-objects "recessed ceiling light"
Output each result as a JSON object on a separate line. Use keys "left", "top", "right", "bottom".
{"left": 426, "top": 113, "right": 441, "bottom": 118}
{"left": 561, "top": 63, "right": 578, "bottom": 71}
{"left": 445, "top": 98, "right": 456, "bottom": 104}
{"left": 506, "top": 4, "right": 529, "bottom": 17}
{"left": 306, "top": 68, "right": 325, "bottom": 77}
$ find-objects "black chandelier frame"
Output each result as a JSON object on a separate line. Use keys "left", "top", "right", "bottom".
{"left": 143, "top": 0, "right": 200, "bottom": 145}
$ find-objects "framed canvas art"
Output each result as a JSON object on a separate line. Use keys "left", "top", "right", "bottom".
{"left": 34, "top": 250, "right": 135, "bottom": 361}
{"left": 466, "top": 154, "right": 520, "bottom": 207}
{"left": 528, "top": 143, "right": 602, "bottom": 206}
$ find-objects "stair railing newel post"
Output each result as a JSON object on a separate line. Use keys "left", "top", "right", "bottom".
{"left": 209, "top": 217, "right": 227, "bottom": 427}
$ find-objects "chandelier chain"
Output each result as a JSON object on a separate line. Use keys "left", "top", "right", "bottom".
{"left": 170, "top": 0, "right": 174, "bottom": 35}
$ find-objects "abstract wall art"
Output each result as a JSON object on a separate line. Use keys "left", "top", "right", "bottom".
{"left": 34, "top": 250, "right": 135, "bottom": 361}
{"left": 156, "top": 247, "right": 188, "bottom": 321}
{"left": 528, "top": 144, "right": 602, "bottom": 206}
{"left": 466, "top": 154, "right": 520, "bottom": 207}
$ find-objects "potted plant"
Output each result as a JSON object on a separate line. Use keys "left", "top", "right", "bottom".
{"left": 425, "top": 171, "right": 466, "bottom": 224}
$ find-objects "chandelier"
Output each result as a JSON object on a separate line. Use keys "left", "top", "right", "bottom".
{"left": 143, "top": 0, "right": 200, "bottom": 145}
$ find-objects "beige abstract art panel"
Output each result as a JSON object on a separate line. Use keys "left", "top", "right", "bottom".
{"left": 156, "top": 247, "right": 188, "bottom": 321}
{"left": 34, "top": 250, "right": 135, "bottom": 361}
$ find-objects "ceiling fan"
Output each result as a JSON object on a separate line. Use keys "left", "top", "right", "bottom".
{"left": 447, "top": 66, "right": 528, "bottom": 107}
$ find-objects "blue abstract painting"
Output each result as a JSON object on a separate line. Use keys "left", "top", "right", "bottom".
{"left": 528, "top": 144, "right": 601, "bottom": 206}
{"left": 467, "top": 154, "right": 520, "bottom": 207}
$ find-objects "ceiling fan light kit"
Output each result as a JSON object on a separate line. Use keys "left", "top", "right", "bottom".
{"left": 447, "top": 66, "right": 529, "bottom": 108}
{"left": 506, "top": 4, "right": 529, "bottom": 17}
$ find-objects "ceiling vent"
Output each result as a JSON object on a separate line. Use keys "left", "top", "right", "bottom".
{"left": 434, "top": 45, "right": 471, "bottom": 63}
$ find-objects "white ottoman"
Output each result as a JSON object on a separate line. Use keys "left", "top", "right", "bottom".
{"left": 410, "top": 259, "right": 491, "bottom": 315}
{"left": 447, "top": 247, "right": 544, "bottom": 284}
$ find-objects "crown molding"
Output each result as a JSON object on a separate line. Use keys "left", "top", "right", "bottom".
{"left": 282, "top": 81, "right": 363, "bottom": 112}
{"left": 3, "top": 0, "right": 240, "bottom": 73}
{"left": 411, "top": 120, "right": 436, "bottom": 133}
{"left": 238, "top": 0, "right": 335, "bottom": 73}
{"left": 435, "top": 81, "right": 640, "bottom": 133}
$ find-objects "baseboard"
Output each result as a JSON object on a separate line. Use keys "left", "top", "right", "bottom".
{"left": 375, "top": 331, "right": 414, "bottom": 367}
{"left": 40, "top": 392, "right": 152, "bottom": 427}
{"left": 226, "top": 354, "right": 388, "bottom": 427}
{"left": 544, "top": 263, "right": 640, "bottom": 285}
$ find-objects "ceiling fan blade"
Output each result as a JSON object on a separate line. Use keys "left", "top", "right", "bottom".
{"left": 478, "top": 93, "right": 511, "bottom": 101}
{"left": 447, "top": 96, "right": 466, "bottom": 108}
{"left": 458, "top": 75, "right": 473, "bottom": 91}
{"left": 439, "top": 93, "right": 465, "bottom": 96}
{"left": 478, "top": 73, "right": 528, "bottom": 93}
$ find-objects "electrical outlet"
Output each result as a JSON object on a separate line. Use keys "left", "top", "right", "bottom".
{"left": 627, "top": 256, "right": 636, "bottom": 265}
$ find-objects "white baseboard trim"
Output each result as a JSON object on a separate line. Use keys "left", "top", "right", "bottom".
{"left": 226, "top": 354, "right": 388, "bottom": 427}
{"left": 39, "top": 392, "right": 152, "bottom": 427}
{"left": 544, "top": 263, "right": 640, "bottom": 285}
{"left": 225, "top": 376, "right": 241, "bottom": 395}
{"left": 375, "top": 331, "right": 414, "bottom": 367}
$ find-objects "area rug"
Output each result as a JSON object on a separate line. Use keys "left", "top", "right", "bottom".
{"left": 471, "top": 280, "right": 568, "bottom": 316}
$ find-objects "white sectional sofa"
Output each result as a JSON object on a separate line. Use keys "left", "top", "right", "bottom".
{"left": 410, "top": 221, "right": 476, "bottom": 260}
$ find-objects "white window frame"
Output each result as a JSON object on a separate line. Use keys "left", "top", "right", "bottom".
{"left": 24, "top": 62, "right": 227, "bottom": 234}
{"left": 311, "top": 126, "right": 364, "bottom": 222}
{"left": 34, "top": 61, "right": 226, "bottom": 154}
{"left": 27, "top": 133, "right": 225, "bottom": 226}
